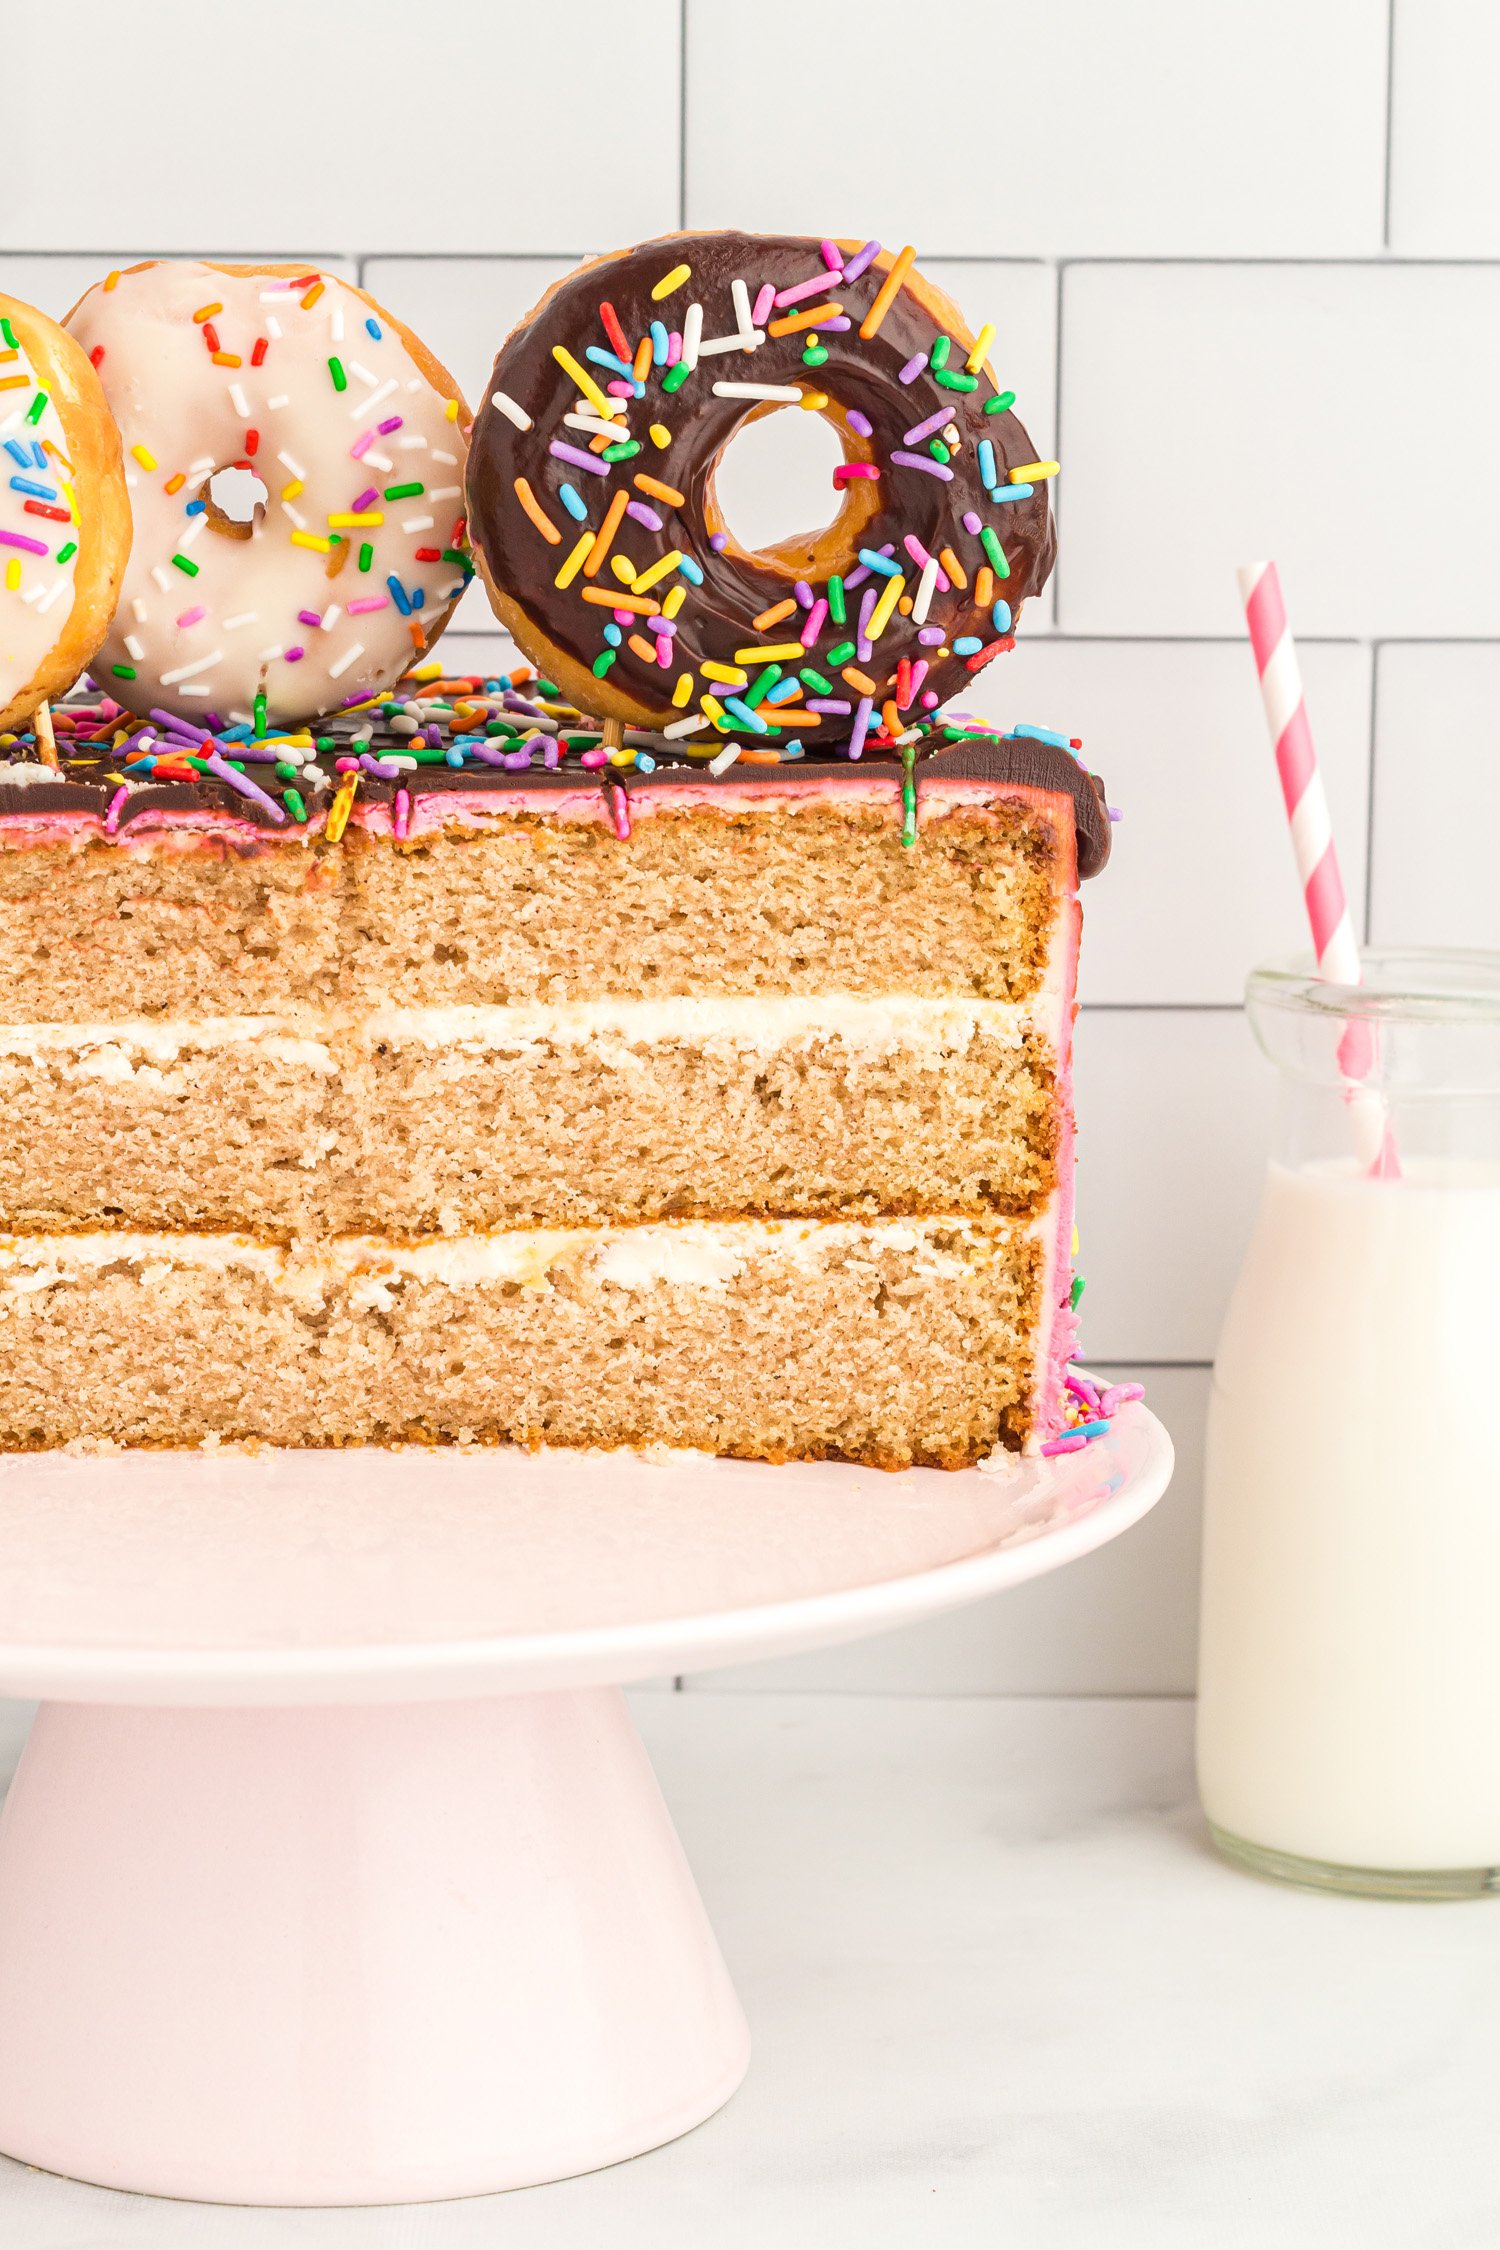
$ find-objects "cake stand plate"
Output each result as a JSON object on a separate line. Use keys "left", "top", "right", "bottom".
{"left": 0, "top": 1401, "right": 1171, "bottom": 2206}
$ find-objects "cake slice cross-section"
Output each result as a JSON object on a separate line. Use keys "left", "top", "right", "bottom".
{"left": 0, "top": 703, "right": 1108, "bottom": 1465}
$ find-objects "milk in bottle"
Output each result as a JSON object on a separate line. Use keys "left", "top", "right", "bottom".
{"left": 1197, "top": 952, "right": 1500, "bottom": 1896}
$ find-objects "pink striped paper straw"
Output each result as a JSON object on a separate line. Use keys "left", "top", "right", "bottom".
{"left": 1238, "top": 560, "right": 1395, "bottom": 1173}
{"left": 1239, "top": 562, "right": 1360, "bottom": 985}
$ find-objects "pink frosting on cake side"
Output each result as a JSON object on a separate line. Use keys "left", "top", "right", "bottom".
{"left": 390, "top": 768, "right": 914, "bottom": 839}
{"left": 0, "top": 806, "right": 295, "bottom": 854}
{"left": 1033, "top": 885, "right": 1084, "bottom": 1446}
{"left": 0, "top": 763, "right": 1084, "bottom": 854}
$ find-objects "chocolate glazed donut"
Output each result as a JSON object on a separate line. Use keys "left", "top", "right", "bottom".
{"left": 466, "top": 233, "right": 1056, "bottom": 758}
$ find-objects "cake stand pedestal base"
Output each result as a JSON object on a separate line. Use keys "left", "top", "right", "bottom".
{"left": 0, "top": 1690, "right": 749, "bottom": 2205}
{"left": 0, "top": 1415, "right": 1172, "bottom": 2205}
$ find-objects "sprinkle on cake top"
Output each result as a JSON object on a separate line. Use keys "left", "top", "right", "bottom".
{"left": 0, "top": 666, "right": 1112, "bottom": 873}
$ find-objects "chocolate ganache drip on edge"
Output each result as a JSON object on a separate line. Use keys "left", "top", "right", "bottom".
{"left": 0, "top": 681, "right": 1110, "bottom": 876}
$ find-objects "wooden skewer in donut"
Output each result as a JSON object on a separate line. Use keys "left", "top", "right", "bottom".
{"left": 32, "top": 699, "right": 58, "bottom": 770}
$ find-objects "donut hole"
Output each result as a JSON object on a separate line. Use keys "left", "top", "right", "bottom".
{"left": 201, "top": 466, "right": 269, "bottom": 542}
{"left": 708, "top": 405, "right": 862, "bottom": 573}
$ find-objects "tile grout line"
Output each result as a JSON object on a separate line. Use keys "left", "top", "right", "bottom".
{"left": 1085, "top": 1361, "right": 1213, "bottom": 1371}
{"left": 677, "top": 0, "right": 689, "bottom": 232}
{"left": 25, "top": 252, "right": 1500, "bottom": 272}
{"left": 1382, "top": 0, "right": 1398, "bottom": 250}
{"left": 389, "top": 253, "right": 1500, "bottom": 271}
{"left": 1051, "top": 261, "right": 1065, "bottom": 625}
{"left": 1, "top": 251, "right": 367, "bottom": 268}
{"left": 931, "top": 254, "right": 1500, "bottom": 268}
{"left": 1363, "top": 643, "right": 1380, "bottom": 946}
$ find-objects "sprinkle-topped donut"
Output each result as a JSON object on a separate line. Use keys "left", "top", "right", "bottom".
{"left": 0, "top": 290, "right": 128, "bottom": 732}
{"left": 466, "top": 232, "right": 1056, "bottom": 758}
{"left": 65, "top": 262, "right": 473, "bottom": 727}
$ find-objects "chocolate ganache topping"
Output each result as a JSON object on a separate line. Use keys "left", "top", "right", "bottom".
{"left": 465, "top": 233, "right": 1056, "bottom": 757}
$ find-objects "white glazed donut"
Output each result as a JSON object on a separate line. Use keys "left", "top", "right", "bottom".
{"left": 65, "top": 261, "right": 472, "bottom": 727}
{"left": 0, "top": 290, "right": 128, "bottom": 732}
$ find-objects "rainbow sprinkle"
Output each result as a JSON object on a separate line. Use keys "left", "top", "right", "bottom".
{"left": 1041, "top": 1374, "right": 1146, "bottom": 1458}
{"left": 0, "top": 659, "right": 1067, "bottom": 866}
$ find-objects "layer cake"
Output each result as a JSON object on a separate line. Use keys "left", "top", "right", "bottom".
{"left": 0, "top": 693, "right": 1109, "bottom": 1464}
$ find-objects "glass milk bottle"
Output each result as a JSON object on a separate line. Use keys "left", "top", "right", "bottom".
{"left": 1197, "top": 949, "right": 1500, "bottom": 1898}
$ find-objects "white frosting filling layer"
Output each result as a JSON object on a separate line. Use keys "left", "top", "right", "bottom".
{"left": 0, "top": 993, "right": 1064, "bottom": 1065}
{"left": 0, "top": 1215, "right": 1029, "bottom": 1300}
{"left": 358, "top": 995, "right": 1049, "bottom": 1052}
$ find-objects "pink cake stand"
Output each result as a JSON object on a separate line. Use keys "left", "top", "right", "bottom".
{"left": 0, "top": 1399, "right": 1171, "bottom": 2207}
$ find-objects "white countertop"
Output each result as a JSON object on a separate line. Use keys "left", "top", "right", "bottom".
{"left": 0, "top": 1692, "right": 1495, "bottom": 2247}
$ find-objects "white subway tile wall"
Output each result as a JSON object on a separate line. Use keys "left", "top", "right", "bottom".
{"left": 1370, "top": 645, "right": 1500, "bottom": 951}
{"left": 4, "top": 0, "right": 1491, "bottom": 1696}
{"left": 1387, "top": 0, "right": 1500, "bottom": 254}
{"left": 683, "top": 0, "right": 1390, "bottom": 257}
{"left": 1060, "top": 263, "right": 1500, "bottom": 638}
{"left": 6, "top": 4, "right": 681, "bottom": 256}
{"left": 963, "top": 639, "right": 1373, "bottom": 1005}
